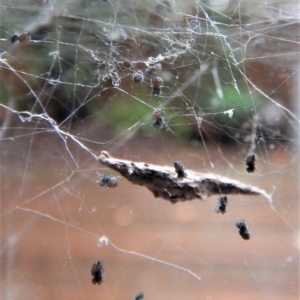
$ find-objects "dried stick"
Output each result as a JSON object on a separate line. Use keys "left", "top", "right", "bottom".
{"left": 98, "top": 151, "right": 271, "bottom": 204}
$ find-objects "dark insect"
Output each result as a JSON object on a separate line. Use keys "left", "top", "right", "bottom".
{"left": 10, "top": 34, "right": 19, "bottom": 44}
{"left": 145, "top": 63, "right": 161, "bottom": 75}
{"left": 215, "top": 195, "right": 228, "bottom": 214}
{"left": 91, "top": 261, "right": 104, "bottom": 285}
{"left": 152, "top": 108, "right": 164, "bottom": 129}
{"left": 236, "top": 220, "right": 251, "bottom": 240}
{"left": 174, "top": 161, "right": 187, "bottom": 179}
{"left": 132, "top": 70, "right": 144, "bottom": 83}
{"left": 97, "top": 172, "right": 119, "bottom": 188}
{"left": 151, "top": 76, "right": 163, "bottom": 96}
{"left": 135, "top": 292, "right": 144, "bottom": 300}
{"left": 18, "top": 33, "right": 31, "bottom": 46}
{"left": 245, "top": 154, "right": 256, "bottom": 173}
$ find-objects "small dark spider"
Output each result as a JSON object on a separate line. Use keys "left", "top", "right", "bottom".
{"left": 135, "top": 292, "right": 144, "bottom": 300}
{"left": 236, "top": 220, "right": 251, "bottom": 240}
{"left": 245, "top": 154, "right": 256, "bottom": 173}
{"left": 132, "top": 70, "right": 144, "bottom": 83}
{"left": 174, "top": 161, "right": 187, "bottom": 179}
{"left": 97, "top": 173, "right": 119, "bottom": 188}
{"left": 145, "top": 63, "right": 161, "bottom": 75}
{"left": 153, "top": 118, "right": 164, "bottom": 129}
{"left": 151, "top": 76, "right": 163, "bottom": 96}
{"left": 152, "top": 108, "right": 164, "bottom": 129}
{"left": 215, "top": 195, "right": 228, "bottom": 214}
{"left": 10, "top": 34, "right": 19, "bottom": 44}
{"left": 91, "top": 261, "right": 104, "bottom": 285}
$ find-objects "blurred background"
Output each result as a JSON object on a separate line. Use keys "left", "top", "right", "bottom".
{"left": 1, "top": 0, "right": 299, "bottom": 299}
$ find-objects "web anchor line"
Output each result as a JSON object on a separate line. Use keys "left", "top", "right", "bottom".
{"left": 98, "top": 151, "right": 271, "bottom": 204}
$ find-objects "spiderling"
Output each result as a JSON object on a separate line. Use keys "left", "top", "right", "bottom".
{"left": 236, "top": 220, "right": 251, "bottom": 240}
{"left": 96, "top": 172, "right": 119, "bottom": 188}
{"left": 174, "top": 161, "right": 187, "bottom": 179}
{"left": 132, "top": 70, "right": 144, "bottom": 83}
{"left": 152, "top": 108, "right": 164, "bottom": 129}
{"left": 145, "top": 63, "right": 161, "bottom": 75}
{"left": 91, "top": 261, "right": 104, "bottom": 285}
{"left": 151, "top": 76, "right": 163, "bottom": 96}
{"left": 245, "top": 154, "right": 256, "bottom": 173}
{"left": 215, "top": 195, "right": 228, "bottom": 214}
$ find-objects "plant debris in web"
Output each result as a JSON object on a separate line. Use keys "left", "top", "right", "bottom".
{"left": 98, "top": 151, "right": 270, "bottom": 203}
{"left": 215, "top": 195, "right": 228, "bottom": 214}
{"left": 96, "top": 172, "right": 120, "bottom": 188}
{"left": 91, "top": 261, "right": 104, "bottom": 285}
{"left": 245, "top": 154, "right": 256, "bottom": 173}
{"left": 236, "top": 220, "right": 251, "bottom": 240}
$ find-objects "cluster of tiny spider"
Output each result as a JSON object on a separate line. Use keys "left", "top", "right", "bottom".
{"left": 132, "top": 63, "right": 165, "bottom": 130}
{"left": 132, "top": 63, "right": 163, "bottom": 96}
{"left": 93, "top": 155, "right": 256, "bottom": 288}
{"left": 215, "top": 196, "right": 251, "bottom": 240}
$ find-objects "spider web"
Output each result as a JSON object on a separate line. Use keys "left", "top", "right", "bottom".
{"left": 1, "top": 1, "right": 299, "bottom": 299}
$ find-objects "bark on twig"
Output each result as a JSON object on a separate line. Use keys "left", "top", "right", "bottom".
{"left": 98, "top": 151, "right": 271, "bottom": 203}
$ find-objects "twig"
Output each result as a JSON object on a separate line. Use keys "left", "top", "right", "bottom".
{"left": 98, "top": 151, "right": 271, "bottom": 204}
